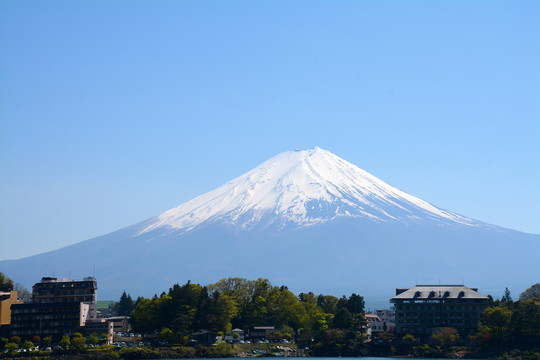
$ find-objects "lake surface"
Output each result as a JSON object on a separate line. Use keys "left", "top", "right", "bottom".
{"left": 151, "top": 358, "right": 484, "bottom": 360}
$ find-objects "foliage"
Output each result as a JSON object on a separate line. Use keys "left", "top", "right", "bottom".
{"left": 0, "top": 272, "right": 14, "bottom": 292}
{"left": 4, "top": 342, "right": 18, "bottom": 351}
{"left": 402, "top": 333, "right": 417, "bottom": 344}
{"left": 9, "top": 336, "right": 21, "bottom": 345}
{"left": 115, "top": 291, "right": 136, "bottom": 316}
{"left": 0, "top": 338, "right": 7, "bottom": 349}
{"left": 129, "top": 276, "right": 371, "bottom": 353}
{"left": 431, "top": 327, "right": 460, "bottom": 347}
{"left": 519, "top": 283, "right": 540, "bottom": 301}
{"left": 71, "top": 332, "right": 86, "bottom": 349}
{"left": 483, "top": 305, "right": 512, "bottom": 338}
{"left": 501, "top": 287, "right": 513, "bottom": 303}
{"left": 13, "top": 282, "right": 32, "bottom": 302}
{"left": 159, "top": 327, "right": 176, "bottom": 344}
{"left": 22, "top": 340, "right": 34, "bottom": 349}
{"left": 474, "top": 287, "right": 540, "bottom": 350}
{"left": 42, "top": 336, "right": 52, "bottom": 347}
{"left": 59, "top": 335, "right": 71, "bottom": 350}
{"left": 89, "top": 332, "right": 99, "bottom": 345}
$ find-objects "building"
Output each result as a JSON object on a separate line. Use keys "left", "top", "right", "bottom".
{"left": 375, "top": 309, "right": 396, "bottom": 332}
{"left": 365, "top": 314, "right": 382, "bottom": 337}
{"left": 84, "top": 316, "right": 130, "bottom": 335}
{"left": 10, "top": 277, "right": 98, "bottom": 340}
{"left": 192, "top": 329, "right": 218, "bottom": 345}
{"left": 249, "top": 326, "right": 278, "bottom": 340}
{"left": 0, "top": 291, "right": 23, "bottom": 327}
{"left": 224, "top": 328, "right": 245, "bottom": 342}
{"left": 96, "top": 300, "right": 116, "bottom": 318}
{"left": 0, "top": 291, "right": 24, "bottom": 337}
{"left": 391, "top": 285, "right": 489, "bottom": 336}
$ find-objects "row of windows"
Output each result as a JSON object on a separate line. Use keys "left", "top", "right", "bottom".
{"left": 12, "top": 307, "right": 81, "bottom": 314}
{"left": 399, "top": 313, "right": 479, "bottom": 318}
{"left": 12, "top": 313, "right": 80, "bottom": 320}
{"left": 397, "top": 299, "right": 487, "bottom": 304}
{"left": 11, "top": 321, "right": 80, "bottom": 329}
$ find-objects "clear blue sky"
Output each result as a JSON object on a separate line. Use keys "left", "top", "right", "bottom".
{"left": 1, "top": 0, "right": 539, "bottom": 261}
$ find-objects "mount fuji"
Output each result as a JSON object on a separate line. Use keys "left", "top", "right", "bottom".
{"left": 1, "top": 148, "right": 538, "bottom": 304}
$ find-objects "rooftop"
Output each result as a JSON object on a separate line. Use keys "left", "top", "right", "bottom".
{"left": 391, "top": 285, "right": 489, "bottom": 301}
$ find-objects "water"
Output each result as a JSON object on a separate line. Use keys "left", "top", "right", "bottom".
{"left": 156, "top": 356, "right": 481, "bottom": 360}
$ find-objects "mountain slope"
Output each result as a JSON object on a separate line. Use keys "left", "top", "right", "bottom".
{"left": 140, "top": 147, "right": 478, "bottom": 235}
{"left": 1, "top": 148, "right": 538, "bottom": 304}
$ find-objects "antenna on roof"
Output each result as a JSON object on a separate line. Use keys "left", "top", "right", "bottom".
{"left": 93, "top": 265, "right": 96, "bottom": 278}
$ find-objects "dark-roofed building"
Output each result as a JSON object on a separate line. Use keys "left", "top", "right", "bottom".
{"left": 192, "top": 329, "right": 218, "bottom": 345}
{"left": 9, "top": 277, "right": 98, "bottom": 340}
{"left": 390, "top": 285, "right": 489, "bottom": 336}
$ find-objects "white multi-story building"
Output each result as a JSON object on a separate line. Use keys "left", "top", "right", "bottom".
{"left": 375, "top": 309, "right": 396, "bottom": 332}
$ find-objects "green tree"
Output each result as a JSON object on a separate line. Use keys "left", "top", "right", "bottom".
{"left": 9, "top": 336, "right": 21, "bottom": 345}
{"left": 71, "top": 332, "right": 86, "bottom": 349}
{"left": 159, "top": 327, "right": 175, "bottom": 344}
{"left": 431, "top": 327, "right": 460, "bottom": 347}
{"left": 519, "top": 283, "right": 540, "bottom": 301}
{"left": 333, "top": 307, "right": 353, "bottom": 329}
{"left": 207, "top": 292, "right": 238, "bottom": 333}
{"left": 349, "top": 313, "right": 366, "bottom": 335}
{"left": 59, "top": 335, "right": 70, "bottom": 350}
{"left": 89, "top": 333, "right": 99, "bottom": 345}
{"left": 208, "top": 278, "right": 258, "bottom": 308}
{"left": 4, "top": 342, "right": 18, "bottom": 351}
{"left": 402, "top": 333, "right": 417, "bottom": 344}
{"left": 483, "top": 305, "right": 512, "bottom": 339}
{"left": 42, "top": 336, "right": 52, "bottom": 347}
{"left": 509, "top": 299, "right": 540, "bottom": 338}
{"left": 116, "top": 291, "right": 135, "bottom": 316}
{"left": 131, "top": 294, "right": 171, "bottom": 333}
{"left": 23, "top": 340, "right": 34, "bottom": 350}
{"left": 317, "top": 295, "right": 339, "bottom": 315}
{"left": 501, "top": 287, "right": 512, "bottom": 303}
{"left": 0, "top": 338, "right": 8, "bottom": 349}
{"left": 346, "top": 294, "right": 365, "bottom": 314}
{"left": 0, "top": 272, "right": 14, "bottom": 292}
{"left": 167, "top": 281, "right": 203, "bottom": 333}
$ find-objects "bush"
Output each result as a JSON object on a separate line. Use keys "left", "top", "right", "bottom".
{"left": 5, "top": 342, "right": 18, "bottom": 351}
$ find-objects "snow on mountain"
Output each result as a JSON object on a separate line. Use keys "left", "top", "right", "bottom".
{"left": 140, "top": 147, "right": 476, "bottom": 235}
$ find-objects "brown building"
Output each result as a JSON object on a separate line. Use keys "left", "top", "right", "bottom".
{"left": 0, "top": 291, "right": 23, "bottom": 327}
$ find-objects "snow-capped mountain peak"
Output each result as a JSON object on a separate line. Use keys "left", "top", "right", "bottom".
{"left": 139, "top": 148, "right": 476, "bottom": 235}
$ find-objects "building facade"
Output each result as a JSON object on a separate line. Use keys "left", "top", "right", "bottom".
{"left": 10, "top": 277, "right": 98, "bottom": 340}
{"left": 0, "top": 291, "right": 23, "bottom": 327}
{"left": 391, "top": 285, "right": 489, "bottom": 336}
{"left": 365, "top": 314, "right": 382, "bottom": 337}
{"left": 375, "top": 309, "right": 396, "bottom": 332}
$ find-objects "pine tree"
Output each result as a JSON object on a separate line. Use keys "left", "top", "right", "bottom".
{"left": 501, "top": 287, "right": 512, "bottom": 303}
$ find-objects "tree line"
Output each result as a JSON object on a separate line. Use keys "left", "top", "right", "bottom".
{"left": 472, "top": 284, "right": 539, "bottom": 347}
{"left": 119, "top": 277, "right": 367, "bottom": 344}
